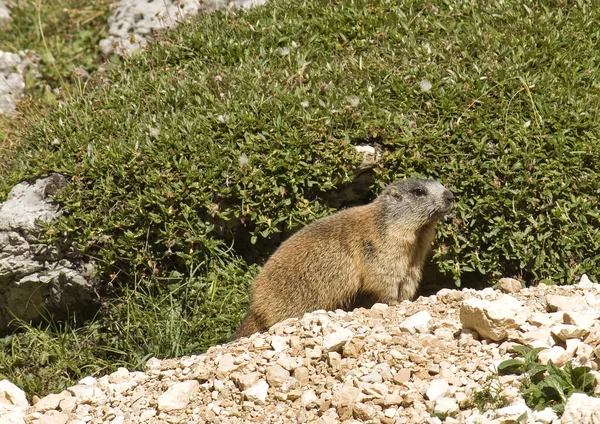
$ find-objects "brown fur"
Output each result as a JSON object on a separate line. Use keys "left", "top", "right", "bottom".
{"left": 232, "top": 178, "right": 454, "bottom": 339}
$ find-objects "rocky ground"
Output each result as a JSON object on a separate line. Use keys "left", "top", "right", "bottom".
{"left": 2, "top": 277, "right": 600, "bottom": 424}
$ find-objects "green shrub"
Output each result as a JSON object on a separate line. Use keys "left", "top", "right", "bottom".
{"left": 8, "top": 0, "right": 598, "bottom": 290}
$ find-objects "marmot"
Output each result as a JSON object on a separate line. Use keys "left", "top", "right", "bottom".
{"left": 232, "top": 178, "right": 454, "bottom": 339}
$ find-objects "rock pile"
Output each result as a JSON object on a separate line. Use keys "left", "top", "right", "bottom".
{"left": 2, "top": 278, "right": 600, "bottom": 423}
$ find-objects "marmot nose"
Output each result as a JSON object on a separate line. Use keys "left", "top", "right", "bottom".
{"left": 443, "top": 190, "right": 454, "bottom": 204}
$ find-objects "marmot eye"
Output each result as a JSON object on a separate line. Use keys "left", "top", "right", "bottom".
{"left": 410, "top": 188, "right": 427, "bottom": 197}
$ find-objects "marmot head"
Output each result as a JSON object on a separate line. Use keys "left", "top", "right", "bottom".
{"left": 378, "top": 178, "right": 454, "bottom": 227}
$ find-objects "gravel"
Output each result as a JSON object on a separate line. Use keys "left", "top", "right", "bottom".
{"left": 4, "top": 275, "right": 600, "bottom": 423}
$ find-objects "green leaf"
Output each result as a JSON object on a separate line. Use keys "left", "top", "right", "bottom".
{"left": 541, "top": 375, "right": 567, "bottom": 403}
{"left": 515, "top": 412, "right": 528, "bottom": 423}
{"left": 571, "top": 366, "right": 595, "bottom": 393}
{"left": 498, "top": 358, "right": 525, "bottom": 375}
{"left": 524, "top": 347, "right": 547, "bottom": 365}
{"left": 512, "top": 345, "right": 533, "bottom": 357}
{"left": 527, "top": 364, "right": 548, "bottom": 383}
{"left": 546, "top": 360, "right": 570, "bottom": 386}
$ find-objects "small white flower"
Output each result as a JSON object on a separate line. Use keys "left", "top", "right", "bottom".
{"left": 215, "top": 75, "right": 222, "bottom": 82}
{"left": 367, "top": 86, "right": 373, "bottom": 93}
{"left": 149, "top": 127, "right": 161, "bottom": 138}
{"left": 300, "top": 101, "right": 309, "bottom": 108}
{"left": 524, "top": 120, "right": 531, "bottom": 128}
{"left": 217, "top": 114, "right": 229, "bottom": 123}
{"left": 420, "top": 79, "right": 432, "bottom": 93}
{"left": 280, "top": 47, "right": 289, "bottom": 56}
{"left": 238, "top": 153, "right": 249, "bottom": 169}
{"left": 347, "top": 96, "right": 360, "bottom": 107}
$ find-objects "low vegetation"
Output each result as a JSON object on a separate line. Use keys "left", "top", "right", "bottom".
{"left": 0, "top": 0, "right": 114, "bottom": 189}
{"left": 468, "top": 374, "right": 510, "bottom": 414}
{"left": 0, "top": 0, "right": 599, "bottom": 397}
{"left": 498, "top": 345, "right": 596, "bottom": 415}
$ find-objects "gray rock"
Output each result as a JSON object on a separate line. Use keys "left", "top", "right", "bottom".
{"left": 532, "top": 407, "right": 559, "bottom": 424}
{"left": 0, "top": 50, "right": 39, "bottom": 116}
{"left": 0, "top": 1, "right": 10, "bottom": 25}
{"left": 268, "top": 335, "right": 288, "bottom": 352}
{"left": 0, "top": 379, "right": 28, "bottom": 408}
{"left": 216, "top": 354, "right": 238, "bottom": 375}
{"left": 578, "top": 274, "right": 595, "bottom": 288}
{"left": 6, "top": 276, "right": 600, "bottom": 423}
{"left": 563, "top": 310, "right": 600, "bottom": 328}
{"left": 299, "top": 389, "right": 317, "bottom": 408}
{"left": 537, "top": 346, "right": 572, "bottom": 367}
{"left": 33, "top": 392, "right": 71, "bottom": 413}
{"left": 0, "top": 174, "right": 96, "bottom": 331}
{"left": 550, "top": 324, "right": 589, "bottom": 342}
{"left": 233, "top": 371, "right": 261, "bottom": 390}
{"left": 353, "top": 145, "right": 381, "bottom": 170}
{"left": 352, "top": 402, "right": 377, "bottom": 420}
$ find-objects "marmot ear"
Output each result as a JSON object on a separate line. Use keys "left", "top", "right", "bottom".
{"left": 387, "top": 185, "right": 403, "bottom": 200}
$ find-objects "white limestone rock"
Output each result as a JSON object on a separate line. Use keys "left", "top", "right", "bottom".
{"left": 434, "top": 397, "right": 459, "bottom": 415}
{"left": 493, "top": 400, "right": 531, "bottom": 422}
{"left": 323, "top": 327, "right": 354, "bottom": 352}
{"left": 537, "top": 346, "right": 573, "bottom": 367}
{"left": 460, "top": 296, "right": 527, "bottom": 341}
{"left": 551, "top": 324, "right": 589, "bottom": 342}
{"left": 546, "top": 294, "right": 590, "bottom": 312}
{"left": 242, "top": 379, "right": 269, "bottom": 404}
{"left": 157, "top": 380, "right": 200, "bottom": 412}
{"left": 399, "top": 311, "right": 432, "bottom": 334}
{"left": 0, "top": 380, "right": 28, "bottom": 408}
{"left": 562, "top": 393, "right": 600, "bottom": 424}
{"left": 425, "top": 379, "right": 450, "bottom": 401}
{"left": 498, "top": 277, "right": 521, "bottom": 293}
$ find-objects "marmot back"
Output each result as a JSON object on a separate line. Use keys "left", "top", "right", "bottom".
{"left": 231, "top": 178, "right": 454, "bottom": 339}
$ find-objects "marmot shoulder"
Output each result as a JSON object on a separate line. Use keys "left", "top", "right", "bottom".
{"left": 231, "top": 178, "right": 454, "bottom": 339}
